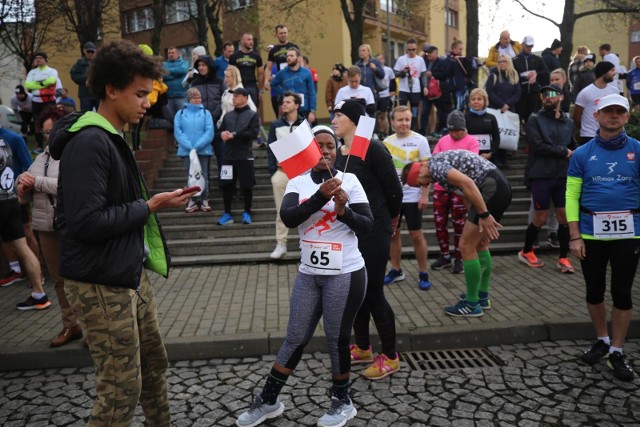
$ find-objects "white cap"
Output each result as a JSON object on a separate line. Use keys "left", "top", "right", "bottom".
{"left": 522, "top": 35, "right": 534, "bottom": 46}
{"left": 597, "top": 94, "right": 630, "bottom": 111}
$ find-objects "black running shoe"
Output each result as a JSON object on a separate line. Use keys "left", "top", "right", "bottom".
{"left": 580, "top": 340, "right": 610, "bottom": 365}
{"left": 607, "top": 351, "right": 635, "bottom": 381}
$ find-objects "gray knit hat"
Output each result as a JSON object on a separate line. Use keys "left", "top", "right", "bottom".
{"left": 447, "top": 110, "right": 466, "bottom": 131}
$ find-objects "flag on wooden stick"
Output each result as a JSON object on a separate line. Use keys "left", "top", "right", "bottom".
{"left": 269, "top": 120, "right": 321, "bottom": 179}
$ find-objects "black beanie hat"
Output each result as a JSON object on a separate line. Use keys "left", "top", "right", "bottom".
{"left": 333, "top": 99, "right": 365, "bottom": 125}
{"left": 550, "top": 39, "right": 562, "bottom": 50}
{"left": 595, "top": 61, "right": 615, "bottom": 79}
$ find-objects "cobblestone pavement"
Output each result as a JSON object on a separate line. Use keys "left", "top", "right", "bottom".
{"left": 1, "top": 339, "right": 638, "bottom": 426}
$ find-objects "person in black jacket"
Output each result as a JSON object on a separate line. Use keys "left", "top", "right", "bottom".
{"left": 49, "top": 40, "right": 196, "bottom": 427}
{"left": 332, "top": 99, "right": 404, "bottom": 380}
{"left": 217, "top": 87, "right": 260, "bottom": 225}
{"left": 465, "top": 88, "right": 502, "bottom": 166}
{"left": 190, "top": 55, "right": 222, "bottom": 123}
{"left": 512, "top": 36, "right": 550, "bottom": 126}
{"left": 517, "top": 84, "right": 575, "bottom": 274}
{"left": 428, "top": 46, "right": 454, "bottom": 135}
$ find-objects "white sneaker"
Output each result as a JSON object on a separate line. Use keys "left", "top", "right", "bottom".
{"left": 185, "top": 200, "right": 198, "bottom": 213}
{"left": 317, "top": 397, "right": 357, "bottom": 427}
{"left": 270, "top": 244, "right": 287, "bottom": 259}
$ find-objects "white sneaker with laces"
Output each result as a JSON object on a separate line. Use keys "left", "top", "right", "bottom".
{"left": 270, "top": 244, "right": 287, "bottom": 259}
{"left": 317, "top": 397, "right": 357, "bottom": 427}
{"left": 236, "top": 394, "right": 284, "bottom": 427}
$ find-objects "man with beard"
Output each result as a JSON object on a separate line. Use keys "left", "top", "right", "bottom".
{"left": 517, "top": 85, "right": 575, "bottom": 273}
{"left": 270, "top": 47, "right": 316, "bottom": 123}
{"left": 263, "top": 24, "right": 299, "bottom": 116}
{"left": 573, "top": 61, "right": 618, "bottom": 145}
{"left": 229, "top": 32, "right": 264, "bottom": 108}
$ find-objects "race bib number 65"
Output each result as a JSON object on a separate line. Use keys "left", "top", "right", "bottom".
{"left": 593, "top": 211, "right": 635, "bottom": 239}
{"left": 300, "top": 240, "right": 343, "bottom": 275}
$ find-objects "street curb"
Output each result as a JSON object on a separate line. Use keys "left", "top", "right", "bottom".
{"left": 2, "top": 318, "right": 639, "bottom": 372}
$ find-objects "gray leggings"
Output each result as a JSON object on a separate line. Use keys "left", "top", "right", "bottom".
{"left": 276, "top": 268, "right": 367, "bottom": 375}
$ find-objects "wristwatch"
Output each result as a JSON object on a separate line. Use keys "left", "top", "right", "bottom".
{"left": 478, "top": 211, "right": 491, "bottom": 219}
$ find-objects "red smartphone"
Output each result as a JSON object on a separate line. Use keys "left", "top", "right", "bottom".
{"left": 183, "top": 186, "right": 201, "bottom": 194}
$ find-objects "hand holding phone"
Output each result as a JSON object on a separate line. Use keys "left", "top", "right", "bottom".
{"left": 183, "top": 186, "right": 201, "bottom": 194}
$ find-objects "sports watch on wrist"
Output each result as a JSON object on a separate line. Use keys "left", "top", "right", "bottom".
{"left": 479, "top": 211, "right": 491, "bottom": 219}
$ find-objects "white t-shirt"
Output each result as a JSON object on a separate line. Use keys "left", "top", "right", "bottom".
{"left": 602, "top": 52, "right": 623, "bottom": 93}
{"left": 285, "top": 171, "right": 368, "bottom": 274}
{"left": 498, "top": 44, "right": 516, "bottom": 58}
{"left": 383, "top": 132, "right": 431, "bottom": 203}
{"left": 575, "top": 83, "right": 619, "bottom": 137}
{"left": 393, "top": 55, "right": 426, "bottom": 93}
{"left": 378, "top": 66, "right": 395, "bottom": 98}
{"left": 334, "top": 85, "right": 375, "bottom": 108}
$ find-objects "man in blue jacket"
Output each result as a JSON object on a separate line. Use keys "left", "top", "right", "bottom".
{"left": 270, "top": 47, "right": 317, "bottom": 124}
{"left": 50, "top": 40, "right": 196, "bottom": 426}
{"left": 163, "top": 46, "right": 189, "bottom": 123}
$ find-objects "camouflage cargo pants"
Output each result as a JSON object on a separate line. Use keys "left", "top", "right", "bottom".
{"left": 65, "top": 270, "right": 170, "bottom": 427}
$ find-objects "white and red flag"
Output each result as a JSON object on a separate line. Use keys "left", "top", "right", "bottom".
{"left": 269, "top": 120, "right": 321, "bottom": 179}
{"left": 350, "top": 115, "right": 376, "bottom": 160}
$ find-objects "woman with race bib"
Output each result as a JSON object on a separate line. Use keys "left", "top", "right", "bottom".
{"left": 236, "top": 125, "right": 373, "bottom": 427}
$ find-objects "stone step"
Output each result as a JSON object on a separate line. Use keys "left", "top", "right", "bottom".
{"left": 165, "top": 224, "right": 535, "bottom": 257}
{"left": 168, "top": 240, "right": 558, "bottom": 266}
{"left": 160, "top": 209, "right": 532, "bottom": 239}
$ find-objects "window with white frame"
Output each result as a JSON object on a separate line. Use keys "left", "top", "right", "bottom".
{"left": 166, "top": 0, "right": 197, "bottom": 24}
{"left": 380, "top": 0, "right": 408, "bottom": 14}
{"left": 445, "top": 8, "right": 458, "bottom": 28}
{"left": 227, "top": 0, "right": 254, "bottom": 11}
{"left": 123, "top": 7, "right": 154, "bottom": 34}
{"left": 632, "top": 31, "right": 640, "bottom": 43}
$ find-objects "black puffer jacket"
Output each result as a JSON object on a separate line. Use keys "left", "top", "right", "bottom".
{"left": 219, "top": 105, "right": 260, "bottom": 161}
{"left": 49, "top": 111, "right": 170, "bottom": 289}
{"left": 524, "top": 108, "right": 574, "bottom": 183}
{"left": 190, "top": 55, "right": 222, "bottom": 123}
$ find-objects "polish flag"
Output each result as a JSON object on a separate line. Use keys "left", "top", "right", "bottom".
{"left": 269, "top": 120, "right": 321, "bottom": 179}
{"left": 350, "top": 115, "right": 376, "bottom": 160}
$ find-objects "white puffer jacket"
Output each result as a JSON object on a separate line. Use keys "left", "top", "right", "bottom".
{"left": 20, "top": 147, "right": 59, "bottom": 232}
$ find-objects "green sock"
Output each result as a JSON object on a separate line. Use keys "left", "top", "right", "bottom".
{"left": 463, "top": 258, "right": 481, "bottom": 303}
{"left": 478, "top": 250, "right": 493, "bottom": 295}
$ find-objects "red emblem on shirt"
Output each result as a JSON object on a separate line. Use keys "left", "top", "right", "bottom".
{"left": 627, "top": 152, "right": 636, "bottom": 161}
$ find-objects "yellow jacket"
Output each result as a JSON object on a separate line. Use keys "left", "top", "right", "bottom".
{"left": 486, "top": 41, "right": 522, "bottom": 68}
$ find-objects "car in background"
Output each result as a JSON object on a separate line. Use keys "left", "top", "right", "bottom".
{"left": 0, "top": 105, "right": 24, "bottom": 134}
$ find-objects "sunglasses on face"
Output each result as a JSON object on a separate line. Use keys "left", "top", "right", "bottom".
{"left": 542, "top": 90, "right": 560, "bottom": 98}
{"left": 406, "top": 48, "right": 416, "bottom": 52}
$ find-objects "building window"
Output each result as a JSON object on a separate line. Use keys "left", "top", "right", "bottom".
{"left": 379, "top": 0, "right": 408, "bottom": 14}
{"left": 227, "top": 0, "right": 254, "bottom": 11}
{"left": 632, "top": 31, "right": 640, "bottom": 43}
{"left": 166, "top": 0, "right": 197, "bottom": 24}
{"left": 445, "top": 8, "right": 458, "bottom": 28}
{"left": 123, "top": 7, "right": 154, "bottom": 34}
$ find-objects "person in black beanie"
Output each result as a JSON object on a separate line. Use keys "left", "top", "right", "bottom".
{"left": 542, "top": 39, "right": 563, "bottom": 72}
{"left": 573, "top": 61, "right": 618, "bottom": 145}
{"left": 332, "top": 99, "right": 405, "bottom": 380}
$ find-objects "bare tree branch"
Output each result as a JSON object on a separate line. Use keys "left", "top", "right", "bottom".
{"left": 512, "top": 0, "right": 559, "bottom": 26}
{"left": 575, "top": 7, "right": 640, "bottom": 20}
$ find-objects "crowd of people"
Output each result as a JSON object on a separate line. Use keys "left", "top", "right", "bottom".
{"left": 0, "top": 24, "right": 639, "bottom": 427}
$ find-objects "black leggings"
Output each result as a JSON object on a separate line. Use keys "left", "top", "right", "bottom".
{"left": 581, "top": 239, "right": 640, "bottom": 310}
{"left": 353, "top": 231, "right": 397, "bottom": 357}
{"left": 276, "top": 268, "right": 367, "bottom": 375}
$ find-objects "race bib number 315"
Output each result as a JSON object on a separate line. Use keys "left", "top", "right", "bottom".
{"left": 300, "top": 240, "right": 343, "bottom": 275}
{"left": 593, "top": 211, "right": 635, "bottom": 239}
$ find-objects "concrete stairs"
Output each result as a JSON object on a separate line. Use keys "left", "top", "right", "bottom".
{"left": 150, "top": 135, "right": 545, "bottom": 266}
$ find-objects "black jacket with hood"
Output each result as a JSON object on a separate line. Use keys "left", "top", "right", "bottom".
{"left": 190, "top": 55, "right": 223, "bottom": 124}
{"left": 49, "top": 111, "right": 170, "bottom": 289}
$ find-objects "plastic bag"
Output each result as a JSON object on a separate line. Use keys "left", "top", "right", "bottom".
{"left": 486, "top": 108, "right": 520, "bottom": 151}
{"left": 188, "top": 149, "right": 205, "bottom": 196}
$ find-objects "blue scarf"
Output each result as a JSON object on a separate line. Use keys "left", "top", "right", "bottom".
{"left": 469, "top": 107, "right": 486, "bottom": 116}
{"left": 595, "top": 129, "right": 627, "bottom": 150}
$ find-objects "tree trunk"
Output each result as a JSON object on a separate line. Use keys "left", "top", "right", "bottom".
{"left": 558, "top": 0, "right": 575, "bottom": 70}
{"left": 340, "top": 0, "right": 366, "bottom": 64}
{"left": 151, "top": 0, "right": 166, "bottom": 55}
{"left": 465, "top": 0, "right": 478, "bottom": 59}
